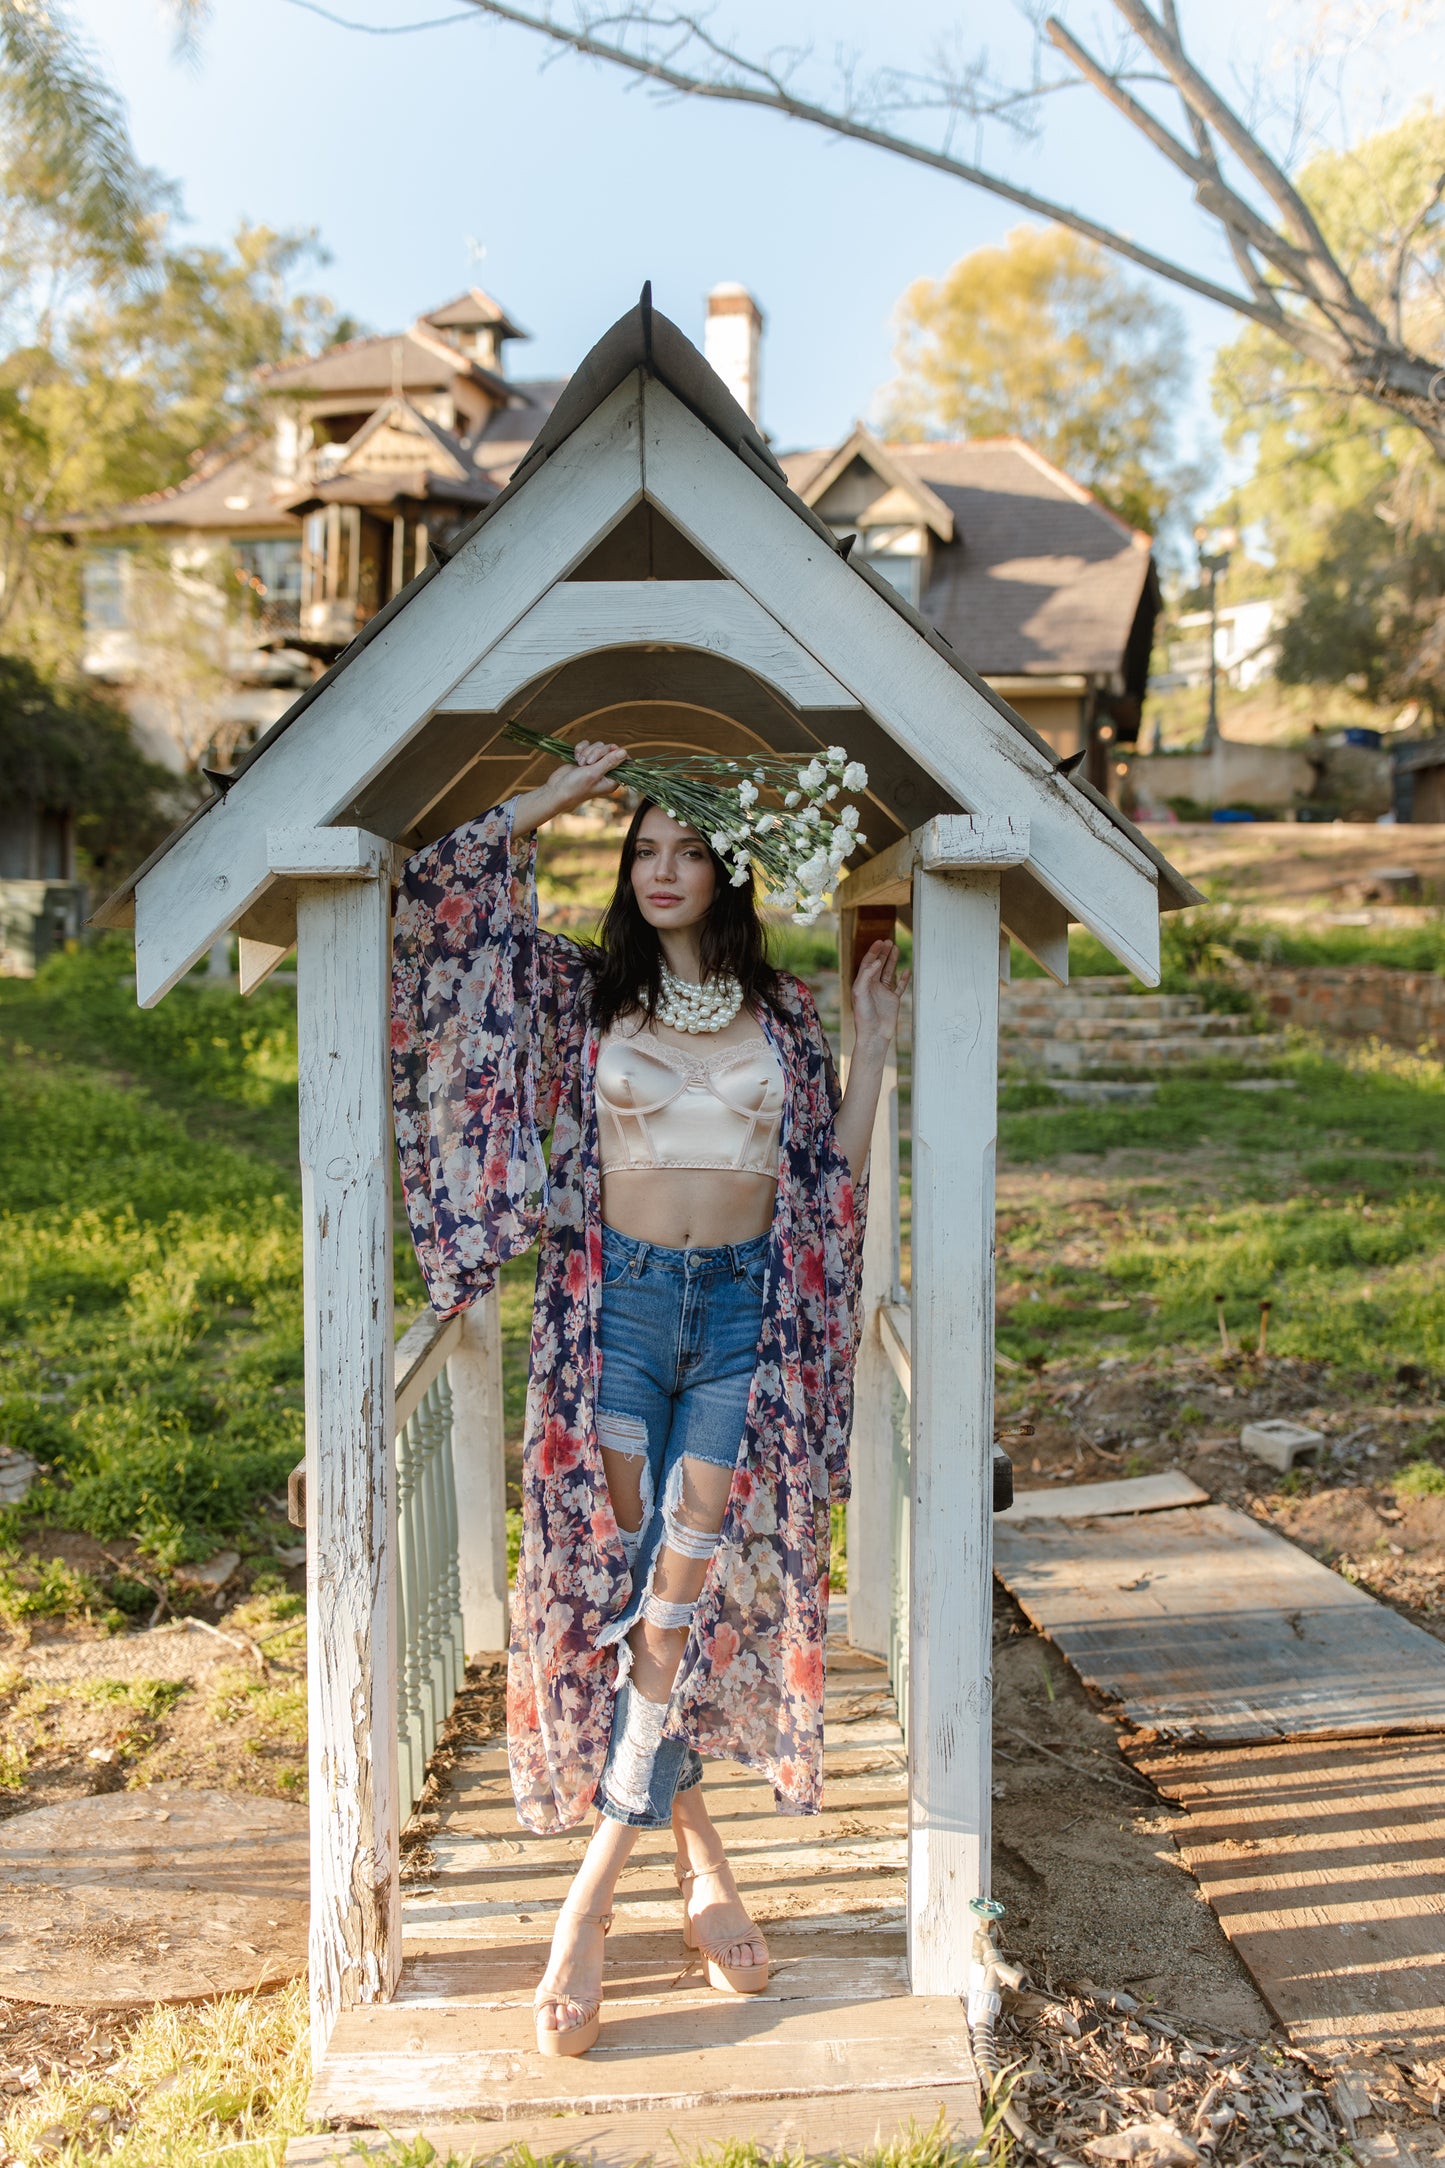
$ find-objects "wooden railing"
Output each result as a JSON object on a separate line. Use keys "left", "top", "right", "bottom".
{"left": 289, "top": 1295, "right": 508, "bottom": 1825}
{"left": 876, "top": 1302, "right": 913, "bottom": 1731}
{"left": 392, "top": 1312, "right": 465, "bottom": 1817}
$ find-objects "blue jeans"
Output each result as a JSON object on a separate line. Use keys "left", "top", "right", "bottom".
{"left": 593, "top": 1224, "right": 768, "bottom": 1827}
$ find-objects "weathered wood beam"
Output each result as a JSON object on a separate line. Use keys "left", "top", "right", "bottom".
{"left": 999, "top": 866, "right": 1070, "bottom": 986}
{"left": 839, "top": 902, "right": 901, "bottom": 1662}
{"left": 907, "top": 862, "right": 1000, "bottom": 1994}
{"left": 393, "top": 1310, "right": 463, "bottom": 1434}
{"left": 435, "top": 580, "right": 859, "bottom": 716}
{"left": 238, "top": 938, "right": 290, "bottom": 996}
{"left": 133, "top": 373, "right": 648, "bottom": 1007}
{"left": 449, "top": 1293, "right": 509, "bottom": 1657}
{"left": 639, "top": 378, "right": 1161, "bottom": 984}
{"left": 836, "top": 815, "right": 1030, "bottom": 912}
{"left": 296, "top": 860, "right": 401, "bottom": 2059}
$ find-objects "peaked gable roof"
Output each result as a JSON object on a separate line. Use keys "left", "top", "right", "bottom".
{"left": 256, "top": 326, "right": 510, "bottom": 404}
{"left": 798, "top": 426, "right": 955, "bottom": 542}
{"left": 96, "top": 290, "right": 1197, "bottom": 972}
{"left": 782, "top": 435, "right": 1155, "bottom": 682}
{"left": 423, "top": 288, "right": 529, "bottom": 342}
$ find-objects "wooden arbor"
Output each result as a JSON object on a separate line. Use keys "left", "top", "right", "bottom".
{"left": 96, "top": 293, "right": 1196, "bottom": 2057}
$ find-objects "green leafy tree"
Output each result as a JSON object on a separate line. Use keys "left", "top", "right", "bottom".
{"left": 883, "top": 224, "right": 1187, "bottom": 533}
{"left": 0, "top": 652, "right": 178, "bottom": 875}
{"left": 0, "top": 222, "right": 357, "bottom": 663}
{"left": 1212, "top": 107, "right": 1445, "bottom": 714}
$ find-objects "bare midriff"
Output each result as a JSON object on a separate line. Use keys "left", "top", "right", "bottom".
{"left": 598, "top": 1006, "right": 780, "bottom": 1249}
{"left": 601, "top": 1168, "right": 778, "bottom": 1248}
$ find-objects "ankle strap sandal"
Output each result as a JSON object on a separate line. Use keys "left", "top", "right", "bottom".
{"left": 676, "top": 1860, "right": 769, "bottom": 1996}
{"left": 533, "top": 1907, "right": 613, "bottom": 2058}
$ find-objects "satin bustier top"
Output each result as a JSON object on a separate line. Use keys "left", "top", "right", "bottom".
{"left": 596, "top": 1026, "right": 785, "bottom": 1178}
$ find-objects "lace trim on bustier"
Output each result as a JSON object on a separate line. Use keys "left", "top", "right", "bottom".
{"left": 596, "top": 1028, "right": 785, "bottom": 1177}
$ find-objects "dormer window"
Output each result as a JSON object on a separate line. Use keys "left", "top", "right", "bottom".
{"left": 853, "top": 524, "right": 928, "bottom": 609}
{"left": 803, "top": 429, "right": 952, "bottom": 616}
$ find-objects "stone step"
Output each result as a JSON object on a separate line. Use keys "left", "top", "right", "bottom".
{"left": 1002, "top": 1011, "right": 1252, "bottom": 1045}
{"left": 1001, "top": 993, "right": 1204, "bottom": 1022}
{"left": 1003, "top": 1032, "right": 1287, "bottom": 1075}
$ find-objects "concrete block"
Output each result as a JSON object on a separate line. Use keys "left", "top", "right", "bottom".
{"left": 1241, "top": 1418, "right": 1324, "bottom": 1473}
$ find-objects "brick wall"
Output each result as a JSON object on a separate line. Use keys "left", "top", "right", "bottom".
{"left": 1240, "top": 964, "right": 1445, "bottom": 1055}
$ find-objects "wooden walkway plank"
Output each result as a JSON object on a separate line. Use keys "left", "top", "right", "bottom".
{"left": 287, "top": 2084, "right": 983, "bottom": 2165}
{"left": 300, "top": 1645, "right": 977, "bottom": 2148}
{"left": 1133, "top": 1735, "right": 1445, "bottom": 2062}
{"left": 993, "top": 1502, "right": 1445, "bottom": 1741}
{"left": 999, "top": 1470, "right": 1208, "bottom": 1522}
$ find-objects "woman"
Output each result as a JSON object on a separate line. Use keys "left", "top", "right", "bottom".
{"left": 391, "top": 740, "right": 906, "bottom": 2057}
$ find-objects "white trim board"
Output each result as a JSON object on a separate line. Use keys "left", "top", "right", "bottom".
{"left": 438, "top": 581, "right": 858, "bottom": 714}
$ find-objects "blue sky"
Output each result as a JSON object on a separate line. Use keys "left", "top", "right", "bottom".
{"left": 75, "top": 0, "right": 1436, "bottom": 483}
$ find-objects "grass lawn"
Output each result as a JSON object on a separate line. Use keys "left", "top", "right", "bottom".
{"left": 2, "top": 895, "right": 1443, "bottom": 2164}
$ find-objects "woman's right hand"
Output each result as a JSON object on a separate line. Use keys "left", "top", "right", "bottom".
{"left": 515, "top": 741, "right": 629, "bottom": 834}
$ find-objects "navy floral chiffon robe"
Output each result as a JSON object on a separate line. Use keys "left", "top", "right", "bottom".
{"left": 390, "top": 801, "right": 866, "bottom": 1833}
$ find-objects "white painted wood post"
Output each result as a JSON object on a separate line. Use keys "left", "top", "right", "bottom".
{"left": 296, "top": 868, "right": 401, "bottom": 2060}
{"left": 907, "top": 863, "right": 1000, "bottom": 1995}
{"left": 839, "top": 902, "right": 901, "bottom": 1658}
{"left": 449, "top": 1290, "right": 510, "bottom": 1655}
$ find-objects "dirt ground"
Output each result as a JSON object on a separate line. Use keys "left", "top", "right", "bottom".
{"left": 0, "top": 1531, "right": 308, "bottom": 1824}
{"left": 1144, "top": 821, "right": 1445, "bottom": 912}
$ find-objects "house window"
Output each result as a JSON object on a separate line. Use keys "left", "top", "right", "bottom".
{"left": 861, "top": 548, "right": 923, "bottom": 609}
{"left": 82, "top": 551, "right": 130, "bottom": 632}
{"left": 39, "top": 810, "right": 70, "bottom": 880}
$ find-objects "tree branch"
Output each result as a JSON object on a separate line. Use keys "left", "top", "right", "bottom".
{"left": 275, "top": 0, "right": 1445, "bottom": 456}
{"left": 1103, "top": 0, "right": 1376, "bottom": 334}
{"left": 458, "top": 0, "right": 1292, "bottom": 332}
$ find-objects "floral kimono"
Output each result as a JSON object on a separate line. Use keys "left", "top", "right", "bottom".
{"left": 391, "top": 801, "right": 866, "bottom": 1833}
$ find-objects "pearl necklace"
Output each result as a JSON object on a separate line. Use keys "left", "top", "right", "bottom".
{"left": 656, "top": 962, "right": 743, "bottom": 1034}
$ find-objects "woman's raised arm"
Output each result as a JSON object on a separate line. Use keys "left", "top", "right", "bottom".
{"left": 834, "top": 942, "right": 909, "bottom": 1184}
{"left": 513, "top": 740, "right": 630, "bottom": 836}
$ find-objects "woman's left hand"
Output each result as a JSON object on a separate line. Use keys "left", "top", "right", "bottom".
{"left": 850, "top": 940, "right": 909, "bottom": 1050}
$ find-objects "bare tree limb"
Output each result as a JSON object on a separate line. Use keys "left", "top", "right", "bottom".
{"left": 276, "top": 0, "right": 1445, "bottom": 455}
{"left": 455, "top": 0, "right": 1298, "bottom": 330}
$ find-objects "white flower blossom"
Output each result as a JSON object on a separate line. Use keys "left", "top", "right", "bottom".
{"left": 710, "top": 831, "right": 733, "bottom": 854}
{"left": 800, "top": 760, "right": 826, "bottom": 791}
{"left": 841, "top": 804, "right": 860, "bottom": 829}
{"left": 803, "top": 805, "right": 822, "bottom": 826}
{"left": 730, "top": 863, "right": 751, "bottom": 887}
{"left": 796, "top": 851, "right": 831, "bottom": 895}
{"left": 754, "top": 813, "right": 776, "bottom": 834}
{"left": 842, "top": 760, "right": 868, "bottom": 791}
{"left": 824, "top": 784, "right": 838, "bottom": 800}
{"left": 827, "top": 745, "right": 847, "bottom": 764}
{"left": 784, "top": 790, "right": 801, "bottom": 808}
{"left": 737, "top": 779, "right": 758, "bottom": 807}
{"left": 837, "top": 829, "right": 859, "bottom": 857}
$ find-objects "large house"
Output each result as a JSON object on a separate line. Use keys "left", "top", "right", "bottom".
{"left": 779, "top": 430, "right": 1158, "bottom": 792}
{"left": 68, "top": 284, "right": 1158, "bottom": 794}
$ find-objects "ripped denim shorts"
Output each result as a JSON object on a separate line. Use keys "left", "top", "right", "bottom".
{"left": 592, "top": 1223, "right": 769, "bottom": 1828}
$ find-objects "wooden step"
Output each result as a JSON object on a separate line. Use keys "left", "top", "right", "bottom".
{"left": 298, "top": 1644, "right": 978, "bottom": 2147}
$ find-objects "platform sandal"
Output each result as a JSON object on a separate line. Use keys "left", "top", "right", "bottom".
{"left": 676, "top": 1859, "right": 769, "bottom": 1995}
{"left": 532, "top": 1907, "right": 613, "bottom": 2057}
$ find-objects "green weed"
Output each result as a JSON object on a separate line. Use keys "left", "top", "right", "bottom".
{"left": 1396, "top": 1458, "right": 1445, "bottom": 1498}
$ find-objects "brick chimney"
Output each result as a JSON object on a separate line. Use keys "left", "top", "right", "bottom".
{"left": 704, "top": 284, "right": 763, "bottom": 425}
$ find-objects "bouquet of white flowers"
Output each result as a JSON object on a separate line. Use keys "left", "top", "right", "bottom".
{"left": 504, "top": 722, "right": 868, "bottom": 925}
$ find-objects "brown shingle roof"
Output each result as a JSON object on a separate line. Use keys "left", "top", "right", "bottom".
{"left": 782, "top": 436, "right": 1153, "bottom": 680}
{"left": 256, "top": 327, "right": 508, "bottom": 403}
{"left": 423, "top": 288, "right": 529, "bottom": 341}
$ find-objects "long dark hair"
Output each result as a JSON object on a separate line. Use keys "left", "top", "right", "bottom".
{"left": 585, "top": 798, "right": 787, "bottom": 1032}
